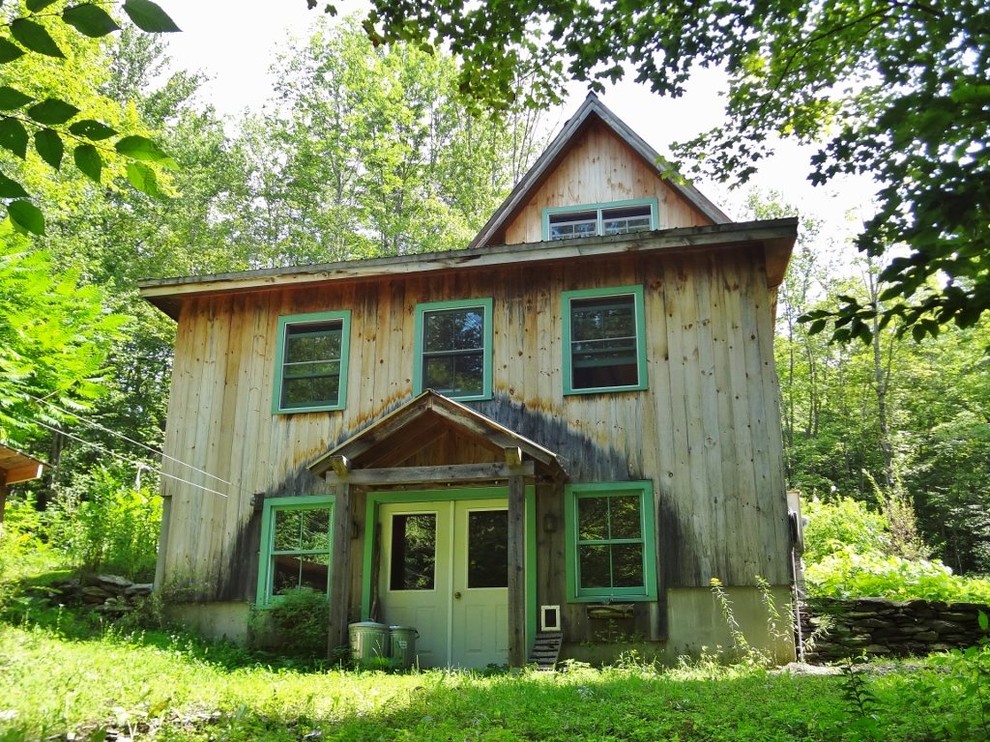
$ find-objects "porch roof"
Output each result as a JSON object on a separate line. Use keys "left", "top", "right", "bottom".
{"left": 307, "top": 390, "right": 567, "bottom": 485}
{"left": 0, "top": 444, "right": 44, "bottom": 486}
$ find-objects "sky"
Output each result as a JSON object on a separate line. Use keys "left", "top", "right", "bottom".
{"left": 159, "top": 0, "right": 876, "bottom": 246}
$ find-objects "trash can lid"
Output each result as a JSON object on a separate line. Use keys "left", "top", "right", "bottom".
{"left": 388, "top": 625, "right": 416, "bottom": 630}
{"left": 349, "top": 621, "right": 388, "bottom": 628}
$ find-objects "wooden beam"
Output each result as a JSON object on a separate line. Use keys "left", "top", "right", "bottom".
{"left": 507, "top": 471, "right": 526, "bottom": 668}
{"left": 327, "top": 480, "right": 353, "bottom": 657}
{"left": 330, "top": 455, "right": 351, "bottom": 478}
{"left": 324, "top": 461, "right": 534, "bottom": 487}
{"left": 504, "top": 446, "right": 523, "bottom": 468}
{"left": 3, "top": 462, "right": 43, "bottom": 485}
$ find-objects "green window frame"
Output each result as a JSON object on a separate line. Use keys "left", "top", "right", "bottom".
{"left": 542, "top": 198, "right": 659, "bottom": 241}
{"left": 561, "top": 285, "right": 648, "bottom": 395}
{"left": 273, "top": 310, "right": 351, "bottom": 414}
{"left": 413, "top": 298, "right": 493, "bottom": 401}
{"left": 564, "top": 481, "right": 657, "bottom": 602}
{"left": 256, "top": 495, "right": 334, "bottom": 606}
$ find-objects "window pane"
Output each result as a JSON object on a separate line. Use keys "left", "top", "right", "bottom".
{"left": 273, "top": 510, "right": 302, "bottom": 551}
{"left": 611, "top": 544, "right": 645, "bottom": 587}
{"left": 390, "top": 514, "right": 437, "bottom": 590}
{"left": 298, "top": 509, "right": 331, "bottom": 550}
{"left": 467, "top": 510, "right": 508, "bottom": 588}
{"left": 609, "top": 496, "right": 642, "bottom": 539}
{"left": 569, "top": 295, "right": 639, "bottom": 390}
{"left": 272, "top": 553, "right": 329, "bottom": 595}
{"left": 451, "top": 352, "right": 484, "bottom": 396}
{"left": 577, "top": 497, "right": 608, "bottom": 541}
{"left": 423, "top": 308, "right": 484, "bottom": 352}
{"left": 578, "top": 545, "right": 611, "bottom": 589}
{"left": 286, "top": 325, "right": 341, "bottom": 363}
{"left": 571, "top": 298, "right": 635, "bottom": 341}
{"left": 281, "top": 376, "right": 340, "bottom": 408}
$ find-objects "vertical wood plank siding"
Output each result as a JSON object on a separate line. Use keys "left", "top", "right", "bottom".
{"left": 158, "top": 246, "right": 791, "bottom": 609}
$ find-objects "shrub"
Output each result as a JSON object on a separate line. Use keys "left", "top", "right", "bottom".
{"left": 250, "top": 587, "right": 330, "bottom": 660}
{"left": 802, "top": 496, "right": 889, "bottom": 563}
{"left": 806, "top": 546, "right": 990, "bottom": 604}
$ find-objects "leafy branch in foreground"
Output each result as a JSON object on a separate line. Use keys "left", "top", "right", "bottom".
{"left": 0, "top": 0, "right": 180, "bottom": 235}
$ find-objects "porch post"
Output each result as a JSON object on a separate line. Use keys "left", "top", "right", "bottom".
{"left": 507, "top": 466, "right": 526, "bottom": 667}
{"left": 327, "top": 478, "right": 352, "bottom": 659}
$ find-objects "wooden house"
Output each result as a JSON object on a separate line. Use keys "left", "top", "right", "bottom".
{"left": 140, "top": 94, "right": 798, "bottom": 667}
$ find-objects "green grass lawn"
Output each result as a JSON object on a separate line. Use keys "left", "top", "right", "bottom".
{"left": 0, "top": 609, "right": 982, "bottom": 742}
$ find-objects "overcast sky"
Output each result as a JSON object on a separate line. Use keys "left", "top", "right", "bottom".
{"left": 159, "top": 0, "right": 876, "bottom": 243}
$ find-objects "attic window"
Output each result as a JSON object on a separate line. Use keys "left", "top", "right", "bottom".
{"left": 544, "top": 198, "right": 658, "bottom": 241}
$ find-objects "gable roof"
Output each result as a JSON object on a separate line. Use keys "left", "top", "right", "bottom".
{"left": 308, "top": 390, "right": 567, "bottom": 481}
{"left": 468, "top": 93, "right": 731, "bottom": 249}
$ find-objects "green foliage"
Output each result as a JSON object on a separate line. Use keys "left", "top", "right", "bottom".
{"left": 0, "top": 226, "right": 126, "bottom": 442}
{"left": 250, "top": 587, "right": 331, "bottom": 661}
{"left": 802, "top": 498, "right": 889, "bottom": 564}
{"left": 837, "top": 658, "right": 881, "bottom": 741}
{"left": 0, "top": 0, "right": 180, "bottom": 234}
{"left": 45, "top": 465, "right": 161, "bottom": 581}
{"left": 806, "top": 547, "right": 990, "bottom": 604}
{"left": 947, "top": 611, "right": 990, "bottom": 740}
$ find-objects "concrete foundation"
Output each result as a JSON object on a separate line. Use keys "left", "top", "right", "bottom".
{"left": 165, "top": 601, "right": 251, "bottom": 644}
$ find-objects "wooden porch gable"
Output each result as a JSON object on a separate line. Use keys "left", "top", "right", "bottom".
{"left": 307, "top": 390, "right": 566, "bottom": 666}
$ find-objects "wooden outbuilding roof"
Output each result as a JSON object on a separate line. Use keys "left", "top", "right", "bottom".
{"left": 0, "top": 444, "right": 44, "bottom": 485}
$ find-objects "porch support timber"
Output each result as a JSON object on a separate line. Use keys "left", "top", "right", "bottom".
{"left": 322, "top": 461, "right": 534, "bottom": 487}
{"left": 327, "top": 479, "right": 353, "bottom": 657}
{"left": 507, "top": 468, "right": 527, "bottom": 667}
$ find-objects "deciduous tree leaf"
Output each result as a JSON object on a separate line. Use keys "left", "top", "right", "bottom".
{"left": 122, "top": 0, "right": 181, "bottom": 33}
{"left": 74, "top": 143, "right": 102, "bottom": 183}
{"left": 114, "top": 134, "right": 175, "bottom": 166}
{"left": 34, "top": 128, "right": 64, "bottom": 169}
{"left": 0, "top": 86, "right": 32, "bottom": 110}
{"left": 7, "top": 200, "right": 45, "bottom": 235}
{"left": 0, "top": 171, "right": 29, "bottom": 198}
{"left": 0, "top": 39, "right": 26, "bottom": 64}
{"left": 125, "top": 161, "right": 159, "bottom": 196}
{"left": 62, "top": 4, "right": 121, "bottom": 38}
{"left": 10, "top": 19, "right": 65, "bottom": 58}
{"left": 0, "top": 119, "right": 29, "bottom": 159}
{"left": 26, "top": 0, "right": 60, "bottom": 11}
{"left": 68, "top": 119, "right": 117, "bottom": 140}
{"left": 28, "top": 98, "right": 80, "bottom": 125}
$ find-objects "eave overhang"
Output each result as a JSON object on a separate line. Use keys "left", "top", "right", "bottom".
{"left": 139, "top": 218, "right": 798, "bottom": 320}
{"left": 0, "top": 444, "right": 44, "bottom": 486}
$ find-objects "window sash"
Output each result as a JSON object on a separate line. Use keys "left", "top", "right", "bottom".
{"left": 259, "top": 499, "right": 334, "bottom": 603}
{"left": 563, "top": 287, "right": 646, "bottom": 394}
{"left": 547, "top": 201, "right": 655, "bottom": 241}
{"left": 414, "top": 299, "right": 493, "bottom": 401}
{"left": 274, "top": 312, "right": 350, "bottom": 413}
{"left": 575, "top": 493, "right": 646, "bottom": 592}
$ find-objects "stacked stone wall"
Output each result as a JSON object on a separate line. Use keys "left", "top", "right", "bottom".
{"left": 802, "top": 596, "right": 989, "bottom": 662}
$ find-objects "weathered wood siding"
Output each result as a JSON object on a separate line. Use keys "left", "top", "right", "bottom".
{"left": 500, "top": 120, "right": 713, "bottom": 245}
{"left": 158, "top": 245, "right": 789, "bottom": 616}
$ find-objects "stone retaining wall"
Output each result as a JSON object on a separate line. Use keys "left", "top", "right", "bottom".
{"left": 801, "top": 596, "right": 989, "bottom": 662}
{"left": 42, "top": 573, "right": 154, "bottom": 616}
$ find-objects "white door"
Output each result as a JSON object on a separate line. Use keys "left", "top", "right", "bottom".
{"left": 379, "top": 498, "right": 508, "bottom": 668}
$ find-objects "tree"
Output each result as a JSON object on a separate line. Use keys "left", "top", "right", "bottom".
{"left": 342, "top": 0, "right": 990, "bottom": 339}
{"left": 0, "top": 0, "right": 180, "bottom": 235}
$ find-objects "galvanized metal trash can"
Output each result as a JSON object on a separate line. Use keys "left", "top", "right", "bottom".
{"left": 389, "top": 625, "right": 419, "bottom": 669}
{"left": 348, "top": 621, "right": 389, "bottom": 667}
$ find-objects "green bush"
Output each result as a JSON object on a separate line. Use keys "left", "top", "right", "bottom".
{"left": 806, "top": 546, "right": 990, "bottom": 604}
{"left": 47, "top": 466, "right": 161, "bottom": 581}
{"left": 250, "top": 587, "right": 331, "bottom": 660}
{"left": 802, "top": 496, "right": 889, "bottom": 563}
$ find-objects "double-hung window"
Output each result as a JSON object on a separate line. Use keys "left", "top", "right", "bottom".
{"left": 413, "top": 298, "right": 493, "bottom": 401}
{"left": 565, "top": 482, "right": 657, "bottom": 601}
{"left": 257, "top": 496, "right": 334, "bottom": 605}
{"left": 273, "top": 311, "right": 351, "bottom": 413}
{"left": 544, "top": 198, "right": 658, "bottom": 241}
{"left": 562, "top": 285, "right": 647, "bottom": 394}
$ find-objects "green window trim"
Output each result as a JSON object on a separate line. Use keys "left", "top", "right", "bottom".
{"left": 541, "top": 197, "right": 659, "bottom": 242}
{"left": 561, "top": 284, "right": 648, "bottom": 395}
{"left": 256, "top": 495, "right": 335, "bottom": 607}
{"left": 564, "top": 481, "right": 657, "bottom": 602}
{"left": 413, "top": 298, "right": 494, "bottom": 401}
{"left": 273, "top": 310, "right": 352, "bottom": 414}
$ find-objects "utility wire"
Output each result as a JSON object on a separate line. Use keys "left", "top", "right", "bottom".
{"left": 26, "top": 393, "right": 232, "bottom": 487}
{"left": 30, "top": 417, "right": 229, "bottom": 499}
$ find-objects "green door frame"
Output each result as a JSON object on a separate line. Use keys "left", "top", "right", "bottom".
{"left": 362, "top": 485, "right": 538, "bottom": 652}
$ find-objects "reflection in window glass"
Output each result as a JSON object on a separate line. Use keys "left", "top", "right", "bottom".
{"left": 268, "top": 504, "right": 332, "bottom": 598}
{"left": 390, "top": 514, "right": 437, "bottom": 590}
{"left": 421, "top": 308, "right": 485, "bottom": 398}
{"left": 575, "top": 493, "right": 645, "bottom": 592}
{"left": 467, "top": 510, "right": 508, "bottom": 588}
{"left": 569, "top": 295, "right": 639, "bottom": 389}
{"left": 280, "top": 321, "right": 344, "bottom": 409}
